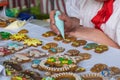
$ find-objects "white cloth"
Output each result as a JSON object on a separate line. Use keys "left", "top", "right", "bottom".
{"left": 66, "top": 0, "right": 120, "bottom": 46}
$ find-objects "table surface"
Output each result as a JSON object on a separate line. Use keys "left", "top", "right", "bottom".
{"left": 0, "top": 20, "right": 120, "bottom": 80}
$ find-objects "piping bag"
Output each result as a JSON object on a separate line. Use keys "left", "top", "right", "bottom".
{"left": 54, "top": 11, "right": 65, "bottom": 39}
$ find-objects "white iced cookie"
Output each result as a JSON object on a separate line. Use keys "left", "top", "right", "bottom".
{"left": 4, "top": 20, "right": 26, "bottom": 30}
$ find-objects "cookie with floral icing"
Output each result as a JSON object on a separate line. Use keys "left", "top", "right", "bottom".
{"left": 28, "top": 49, "right": 47, "bottom": 58}
{"left": 0, "top": 31, "right": 12, "bottom": 40}
{"left": 23, "top": 38, "right": 42, "bottom": 47}
{"left": 11, "top": 54, "right": 31, "bottom": 63}
{"left": 7, "top": 42, "right": 26, "bottom": 51}
{"left": 0, "top": 47, "right": 11, "bottom": 56}
{"left": 10, "top": 33, "right": 28, "bottom": 41}
{"left": 31, "top": 59, "right": 41, "bottom": 69}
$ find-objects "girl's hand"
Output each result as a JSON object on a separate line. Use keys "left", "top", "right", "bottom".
{"left": 50, "top": 10, "right": 80, "bottom": 34}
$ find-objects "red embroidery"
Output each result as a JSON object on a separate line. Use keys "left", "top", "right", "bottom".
{"left": 91, "top": 0, "right": 114, "bottom": 30}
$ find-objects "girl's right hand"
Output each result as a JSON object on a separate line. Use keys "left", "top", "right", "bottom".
{"left": 50, "top": 10, "right": 79, "bottom": 34}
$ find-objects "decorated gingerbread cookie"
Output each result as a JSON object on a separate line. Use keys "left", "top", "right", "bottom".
{"left": 19, "top": 70, "right": 42, "bottom": 80}
{"left": 71, "top": 40, "right": 87, "bottom": 47}
{"left": 90, "top": 63, "right": 108, "bottom": 73}
{"left": 0, "top": 47, "right": 11, "bottom": 56}
{"left": 42, "top": 31, "right": 56, "bottom": 37}
{"left": 95, "top": 45, "right": 108, "bottom": 53}
{"left": 3, "top": 61, "right": 22, "bottom": 76}
{"left": 11, "top": 54, "right": 31, "bottom": 63}
{"left": 18, "top": 29, "right": 29, "bottom": 34}
{"left": 65, "top": 49, "right": 80, "bottom": 56}
{"left": 23, "top": 38, "right": 42, "bottom": 47}
{"left": 51, "top": 72, "right": 82, "bottom": 80}
{"left": 38, "top": 55, "right": 78, "bottom": 73}
{"left": 28, "top": 49, "right": 47, "bottom": 58}
{"left": 31, "top": 59, "right": 41, "bottom": 69}
{"left": 42, "top": 42, "right": 58, "bottom": 50}
{"left": 10, "top": 33, "right": 28, "bottom": 41}
{"left": 0, "top": 31, "right": 12, "bottom": 40}
{"left": 7, "top": 41, "right": 26, "bottom": 51}
{"left": 83, "top": 43, "right": 98, "bottom": 50}
{"left": 81, "top": 73, "right": 105, "bottom": 80}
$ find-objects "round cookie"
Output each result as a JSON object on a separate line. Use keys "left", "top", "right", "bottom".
{"left": 72, "top": 40, "right": 87, "bottom": 47}
{"left": 83, "top": 43, "right": 98, "bottom": 50}
{"left": 79, "top": 53, "right": 91, "bottom": 60}
{"left": 39, "top": 55, "right": 78, "bottom": 72}
{"left": 51, "top": 72, "right": 82, "bottom": 80}
{"left": 42, "top": 42, "right": 58, "bottom": 50}
{"left": 54, "top": 35, "right": 63, "bottom": 41}
{"left": 65, "top": 49, "right": 80, "bottom": 56}
{"left": 91, "top": 63, "right": 108, "bottom": 73}
{"left": 95, "top": 45, "right": 108, "bottom": 53}
{"left": 18, "top": 29, "right": 29, "bottom": 34}
{"left": 81, "top": 73, "right": 104, "bottom": 80}
{"left": 42, "top": 31, "right": 56, "bottom": 37}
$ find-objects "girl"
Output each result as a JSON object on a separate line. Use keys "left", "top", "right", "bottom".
{"left": 50, "top": 0, "right": 120, "bottom": 49}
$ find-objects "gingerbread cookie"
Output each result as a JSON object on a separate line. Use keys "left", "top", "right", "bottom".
{"left": 83, "top": 43, "right": 98, "bottom": 50}
{"left": 28, "top": 49, "right": 47, "bottom": 58}
{"left": 71, "top": 40, "right": 87, "bottom": 47}
{"left": 0, "top": 31, "right": 11, "bottom": 40}
{"left": 31, "top": 59, "right": 41, "bottom": 69}
{"left": 42, "top": 31, "right": 56, "bottom": 37}
{"left": 109, "top": 66, "right": 120, "bottom": 75}
{"left": 7, "top": 18, "right": 16, "bottom": 23}
{"left": 91, "top": 63, "right": 108, "bottom": 73}
{"left": 3, "top": 61, "right": 22, "bottom": 76}
{"left": 42, "top": 77, "right": 55, "bottom": 80}
{"left": 51, "top": 72, "right": 82, "bottom": 80}
{"left": 65, "top": 49, "right": 80, "bottom": 56}
{"left": 11, "top": 54, "right": 31, "bottom": 63}
{"left": 42, "top": 42, "right": 58, "bottom": 50}
{"left": 95, "top": 45, "right": 108, "bottom": 53}
{"left": 19, "top": 70, "right": 42, "bottom": 80}
{"left": 53, "top": 35, "right": 63, "bottom": 41}
{"left": 7, "top": 42, "right": 26, "bottom": 51}
{"left": 79, "top": 53, "right": 91, "bottom": 60}
{"left": 75, "top": 67, "right": 86, "bottom": 73}
{"left": 81, "top": 73, "right": 104, "bottom": 80}
{"left": 23, "top": 38, "right": 42, "bottom": 47}
{"left": 10, "top": 33, "right": 28, "bottom": 41}
{"left": 0, "top": 21, "right": 7, "bottom": 27}
{"left": 39, "top": 55, "right": 77, "bottom": 72}
{"left": 48, "top": 47, "right": 65, "bottom": 55}
{"left": 0, "top": 47, "right": 11, "bottom": 56}
{"left": 18, "top": 29, "right": 29, "bottom": 34}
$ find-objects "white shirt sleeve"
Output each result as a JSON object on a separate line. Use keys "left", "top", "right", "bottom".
{"left": 100, "top": 0, "right": 120, "bottom": 46}
{"left": 65, "top": 0, "right": 81, "bottom": 19}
